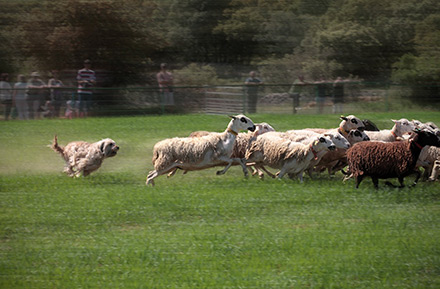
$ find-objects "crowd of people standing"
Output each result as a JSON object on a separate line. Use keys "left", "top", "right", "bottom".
{"left": 0, "top": 59, "right": 96, "bottom": 120}
{"left": 244, "top": 71, "right": 350, "bottom": 115}
{"left": 1, "top": 60, "right": 352, "bottom": 119}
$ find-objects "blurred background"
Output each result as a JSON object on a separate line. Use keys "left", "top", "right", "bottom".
{"left": 0, "top": 0, "right": 439, "bottom": 117}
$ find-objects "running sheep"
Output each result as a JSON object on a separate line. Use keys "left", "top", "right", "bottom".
{"left": 345, "top": 129, "right": 440, "bottom": 189}
{"left": 245, "top": 132, "right": 336, "bottom": 182}
{"left": 282, "top": 129, "right": 350, "bottom": 178}
{"left": 146, "top": 114, "right": 256, "bottom": 186}
{"left": 308, "top": 115, "right": 365, "bottom": 138}
{"left": 313, "top": 129, "right": 371, "bottom": 175}
{"left": 364, "top": 118, "right": 414, "bottom": 142}
{"left": 428, "top": 160, "right": 440, "bottom": 181}
{"left": 417, "top": 145, "right": 440, "bottom": 180}
{"left": 168, "top": 122, "right": 275, "bottom": 177}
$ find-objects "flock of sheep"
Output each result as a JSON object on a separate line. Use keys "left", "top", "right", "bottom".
{"left": 146, "top": 114, "right": 440, "bottom": 189}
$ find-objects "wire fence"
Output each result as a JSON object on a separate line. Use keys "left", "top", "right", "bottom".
{"left": 1, "top": 82, "right": 439, "bottom": 119}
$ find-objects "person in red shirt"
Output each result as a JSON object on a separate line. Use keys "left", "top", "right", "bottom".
{"left": 156, "top": 63, "right": 174, "bottom": 112}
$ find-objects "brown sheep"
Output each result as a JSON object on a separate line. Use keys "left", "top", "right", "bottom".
{"left": 346, "top": 129, "right": 440, "bottom": 189}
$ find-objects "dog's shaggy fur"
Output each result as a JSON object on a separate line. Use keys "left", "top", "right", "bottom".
{"left": 51, "top": 135, "right": 119, "bottom": 177}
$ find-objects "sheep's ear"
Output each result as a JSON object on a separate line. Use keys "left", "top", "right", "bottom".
{"left": 229, "top": 115, "right": 236, "bottom": 120}
{"left": 340, "top": 115, "right": 348, "bottom": 121}
{"left": 391, "top": 119, "right": 397, "bottom": 123}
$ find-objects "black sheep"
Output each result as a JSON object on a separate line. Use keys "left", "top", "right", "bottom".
{"left": 362, "top": 119, "right": 380, "bottom": 131}
{"left": 346, "top": 129, "right": 440, "bottom": 189}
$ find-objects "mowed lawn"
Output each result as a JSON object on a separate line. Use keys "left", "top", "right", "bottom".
{"left": 1, "top": 112, "right": 440, "bottom": 288}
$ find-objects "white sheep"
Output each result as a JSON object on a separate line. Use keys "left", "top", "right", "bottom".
{"left": 417, "top": 145, "right": 440, "bottom": 180}
{"left": 168, "top": 122, "right": 275, "bottom": 177}
{"left": 285, "top": 130, "right": 349, "bottom": 148}
{"left": 411, "top": 120, "right": 440, "bottom": 138}
{"left": 364, "top": 118, "right": 415, "bottom": 142}
{"left": 307, "top": 115, "right": 365, "bottom": 138}
{"left": 146, "top": 114, "right": 256, "bottom": 186}
{"left": 281, "top": 130, "right": 350, "bottom": 178}
{"left": 312, "top": 129, "right": 371, "bottom": 175}
{"left": 428, "top": 160, "right": 440, "bottom": 181}
{"left": 345, "top": 129, "right": 371, "bottom": 145}
{"left": 245, "top": 132, "right": 336, "bottom": 182}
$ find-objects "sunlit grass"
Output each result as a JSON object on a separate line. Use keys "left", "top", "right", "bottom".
{"left": 1, "top": 113, "right": 440, "bottom": 288}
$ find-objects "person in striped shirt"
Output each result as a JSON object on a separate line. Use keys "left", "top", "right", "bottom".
{"left": 76, "top": 59, "right": 96, "bottom": 117}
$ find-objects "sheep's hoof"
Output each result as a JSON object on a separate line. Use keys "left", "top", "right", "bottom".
{"left": 216, "top": 170, "right": 224, "bottom": 175}
{"left": 146, "top": 178, "right": 155, "bottom": 186}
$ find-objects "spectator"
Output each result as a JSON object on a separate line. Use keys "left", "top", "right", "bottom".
{"left": 65, "top": 100, "right": 76, "bottom": 119}
{"left": 244, "top": 71, "right": 263, "bottom": 114}
{"left": 0, "top": 73, "right": 13, "bottom": 120}
{"left": 27, "top": 72, "right": 46, "bottom": 119}
{"left": 48, "top": 70, "right": 65, "bottom": 117}
{"left": 332, "top": 76, "right": 346, "bottom": 114}
{"left": 288, "top": 75, "right": 308, "bottom": 114}
{"left": 156, "top": 63, "right": 174, "bottom": 112}
{"left": 314, "top": 76, "right": 328, "bottom": 114}
{"left": 40, "top": 100, "right": 54, "bottom": 118}
{"left": 13, "top": 74, "right": 28, "bottom": 120}
{"left": 77, "top": 59, "right": 96, "bottom": 117}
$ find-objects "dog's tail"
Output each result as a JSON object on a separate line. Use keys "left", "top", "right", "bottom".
{"left": 51, "top": 135, "right": 64, "bottom": 155}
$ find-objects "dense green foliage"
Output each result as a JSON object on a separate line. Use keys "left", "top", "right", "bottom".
{"left": 1, "top": 0, "right": 439, "bottom": 87}
{"left": 1, "top": 113, "right": 440, "bottom": 288}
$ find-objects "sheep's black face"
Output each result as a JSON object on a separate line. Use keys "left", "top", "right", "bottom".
{"left": 349, "top": 118, "right": 366, "bottom": 131}
{"left": 417, "top": 130, "right": 440, "bottom": 147}
{"left": 240, "top": 117, "right": 256, "bottom": 131}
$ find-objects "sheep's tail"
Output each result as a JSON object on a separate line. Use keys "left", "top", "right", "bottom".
{"left": 51, "top": 135, "right": 64, "bottom": 155}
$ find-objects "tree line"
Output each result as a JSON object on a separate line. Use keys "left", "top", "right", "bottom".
{"left": 0, "top": 0, "right": 439, "bottom": 102}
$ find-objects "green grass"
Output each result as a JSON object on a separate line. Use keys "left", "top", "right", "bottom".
{"left": 1, "top": 112, "right": 440, "bottom": 288}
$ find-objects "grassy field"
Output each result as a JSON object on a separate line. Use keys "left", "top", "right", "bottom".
{"left": 1, "top": 112, "right": 440, "bottom": 288}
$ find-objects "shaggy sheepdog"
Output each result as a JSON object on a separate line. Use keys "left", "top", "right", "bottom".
{"left": 51, "top": 135, "right": 119, "bottom": 177}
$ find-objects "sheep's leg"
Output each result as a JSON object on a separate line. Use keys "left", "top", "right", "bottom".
{"left": 238, "top": 158, "right": 249, "bottom": 177}
{"left": 422, "top": 166, "right": 431, "bottom": 181}
{"left": 298, "top": 171, "right": 305, "bottom": 183}
{"left": 250, "top": 166, "right": 259, "bottom": 176}
{"left": 411, "top": 169, "right": 421, "bottom": 186}
{"left": 252, "top": 164, "right": 266, "bottom": 179}
{"left": 306, "top": 168, "right": 315, "bottom": 179}
{"left": 216, "top": 161, "right": 235, "bottom": 176}
{"left": 398, "top": 176, "right": 406, "bottom": 188}
{"left": 167, "top": 168, "right": 178, "bottom": 178}
{"left": 146, "top": 163, "right": 181, "bottom": 186}
{"left": 260, "top": 165, "right": 276, "bottom": 178}
{"left": 277, "top": 167, "right": 288, "bottom": 179}
{"left": 146, "top": 170, "right": 158, "bottom": 186}
{"left": 371, "top": 177, "right": 379, "bottom": 189}
{"left": 216, "top": 157, "right": 248, "bottom": 177}
{"left": 343, "top": 173, "right": 353, "bottom": 182}
{"left": 355, "top": 175, "right": 364, "bottom": 188}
